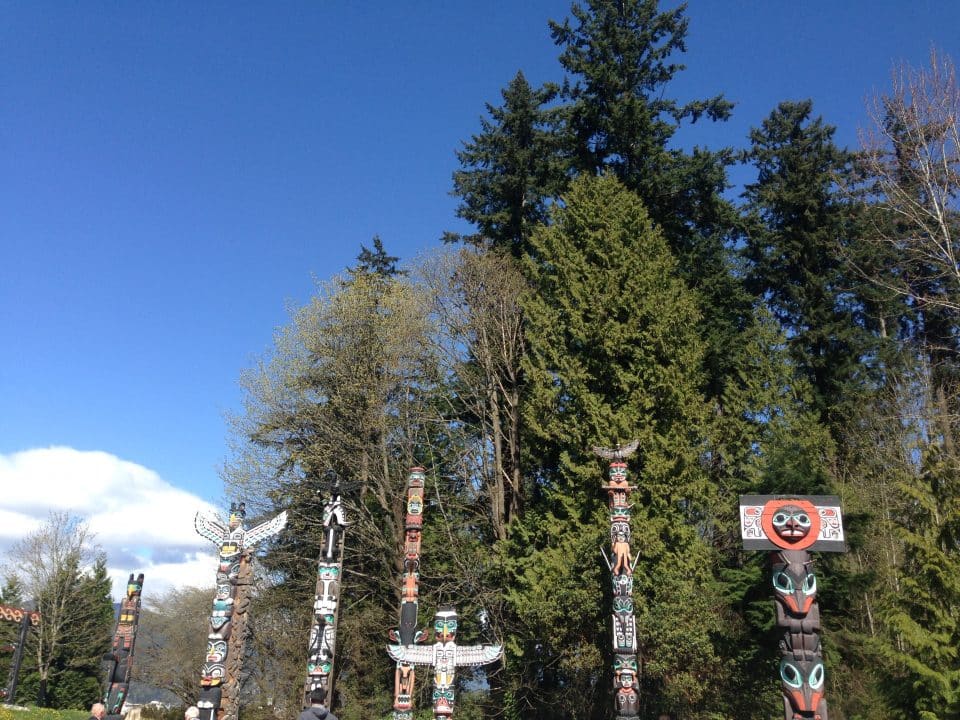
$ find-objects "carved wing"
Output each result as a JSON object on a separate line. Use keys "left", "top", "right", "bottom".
{"left": 386, "top": 644, "right": 436, "bottom": 666}
{"left": 195, "top": 512, "right": 228, "bottom": 546}
{"left": 455, "top": 643, "right": 503, "bottom": 667}
{"left": 592, "top": 440, "right": 639, "bottom": 461}
{"left": 244, "top": 511, "right": 288, "bottom": 548}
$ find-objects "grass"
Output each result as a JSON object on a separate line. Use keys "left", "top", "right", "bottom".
{"left": 0, "top": 706, "right": 89, "bottom": 720}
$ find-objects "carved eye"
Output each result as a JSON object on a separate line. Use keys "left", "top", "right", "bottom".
{"left": 780, "top": 661, "right": 803, "bottom": 688}
{"left": 773, "top": 570, "right": 794, "bottom": 593}
{"left": 772, "top": 512, "right": 789, "bottom": 527}
{"left": 809, "top": 663, "right": 824, "bottom": 690}
{"left": 795, "top": 513, "right": 812, "bottom": 527}
{"left": 803, "top": 573, "right": 817, "bottom": 595}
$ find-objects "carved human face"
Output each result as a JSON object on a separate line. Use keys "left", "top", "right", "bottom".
{"left": 609, "top": 462, "right": 628, "bottom": 484}
{"left": 771, "top": 505, "right": 813, "bottom": 542}
{"left": 435, "top": 610, "right": 458, "bottom": 643}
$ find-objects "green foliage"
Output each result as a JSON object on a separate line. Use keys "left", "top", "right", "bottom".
{"left": 742, "top": 99, "right": 880, "bottom": 430}
{"left": 511, "top": 174, "right": 724, "bottom": 718}
{"left": 878, "top": 438, "right": 960, "bottom": 719}
{"left": 450, "top": 72, "right": 566, "bottom": 256}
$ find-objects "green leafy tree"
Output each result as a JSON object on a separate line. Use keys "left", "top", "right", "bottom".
{"left": 226, "top": 242, "right": 497, "bottom": 719}
{"left": 509, "top": 174, "right": 722, "bottom": 719}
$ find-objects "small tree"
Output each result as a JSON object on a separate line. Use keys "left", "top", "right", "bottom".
{"left": 7, "top": 512, "right": 113, "bottom": 708}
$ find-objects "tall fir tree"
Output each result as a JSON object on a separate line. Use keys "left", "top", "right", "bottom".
{"left": 506, "top": 174, "right": 723, "bottom": 720}
{"left": 741, "top": 100, "right": 881, "bottom": 430}
{"left": 549, "top": 0, "right": 749, "bottom": 403}
{"left": 450, "top": 71, "right": 567, "bottom": 257}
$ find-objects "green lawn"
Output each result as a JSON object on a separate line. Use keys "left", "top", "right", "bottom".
{"left": 0, "top": 706, "right": 89, "bottom": 720}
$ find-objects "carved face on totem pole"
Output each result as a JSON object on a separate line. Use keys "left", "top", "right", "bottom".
{"left": 228, "top": 502, "right": 246, "bottom": 530}
{"left": 206, "top": 638, "right": 227, "bottom": 663}
{"left": 612, "top": 574, "right": 633, "bottom": 597}
{"left": 757, "top": 499, "right": 822, "bottom": 552}
{"left": 126, "top": 573, "right": 144, "bottom": 599}
{"left": 608, "top": 462, "right": 628, "bottom": 485}
{"left": 432, "top": 687, "right": 455, "bottom": 716}
{"left": 434, "top": 608, "right": 458, "bottom": 643}
{"left": 613, "top": 656, "right": 637, "bottom": 689}
{"left": 772, "top": 552, "right": 817, "bottom": 616}
{"left": 780, "top": 658, "right": 825, "bottom": 715}
{"left": 405, "top": 529, "right": 422, "bottom": 559}
{"left": 771, "top": 505, "right": 812, "bottom": 541}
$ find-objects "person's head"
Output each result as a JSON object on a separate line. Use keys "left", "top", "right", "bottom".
{"left": 184, "top": 706, "right": 200, "bottom": 720}
{"left": 90, "top": 703, "right": 106, "bottom": 719}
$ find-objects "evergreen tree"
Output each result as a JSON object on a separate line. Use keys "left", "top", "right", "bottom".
{"left": 48, "top": 556, "right": 114, "bottom": 709}
{"left": 741, "top": 100, "right": 879, "bottom": 429}
{"left": 450, "top": 71, "right": 567, "bottom": 256}
{"left": 550, "top": 0, "right": 749, "bottom": 403}
{"left": 508, "top": 174, "right": 723, "bottom": 719}
{"left": 880, "top": 438, "right": 960, "bottom": 719}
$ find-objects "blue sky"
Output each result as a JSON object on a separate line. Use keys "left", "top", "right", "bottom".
{"left": 1, "top": 1, "right": 958, "bottom": 595}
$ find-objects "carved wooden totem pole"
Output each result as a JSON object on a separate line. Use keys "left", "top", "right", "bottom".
{"left": 387, "top": 607, "right": 503, "bottom": 720}
{"left": 0, "top": 603, "right": 40, "bottom": 703}
{"left": 739, "top": 495, "right": 846, "bottom": 720}
{"left": 387, "top": 468, "right": 427, "bottom": 720}
{"left": 595, "top": 442, "right": 641, "bottom": 720}
{"left": 195, "top": 502, "right": 288, "bottom": 720}
{"left": 303, "top": 484, "right": 348, "bottom": 709}
{"left": 103, "top": 573, "right": 145, "bottom": 720}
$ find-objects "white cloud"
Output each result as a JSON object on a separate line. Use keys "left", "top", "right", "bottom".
{"left": 0, "top": 447, "right": 222, "bottom": 602}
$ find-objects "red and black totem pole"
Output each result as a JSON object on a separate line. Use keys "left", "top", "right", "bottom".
{"left": 102, "top": 573, "right": 145, "bottom": 720}
{"left": 739, "top": 495, "right": 846, "bottom": 720}
{"left": 387, "top": 467, "right": 427, "bottom": 720}
{"left": 195, "top": 502, "right": 288, "bottom": 720}
{"left": 595, "top": 442, "right": 641, "bottom": 720}
{"left": 303, "top": 481, "right": 348, "bottom": 711}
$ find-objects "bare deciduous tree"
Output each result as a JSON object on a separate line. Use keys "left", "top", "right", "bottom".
{"left": 132, "top": 585, "right": 212, "bottom": 705}
{"left": 423, "top": 247, "right": 527, "bottom": 540}
{"left": 858, "top": 48, "right": 960, "bottom": 315}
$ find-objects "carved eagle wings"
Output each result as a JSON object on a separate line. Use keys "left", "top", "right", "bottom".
{"left": 194, "top": 512, "right": 228, "bottom": 546}
{"left": 592, "top": 439, "right": 639, "bottom": 461}
{"left": 245, "top": 511, "right": 288, "bottom": 547}
{"left": 386, "top": 642, "right": 503, "bottom": 667}
{"left": 194, "top": 510, "right": 288, "bottom": 550}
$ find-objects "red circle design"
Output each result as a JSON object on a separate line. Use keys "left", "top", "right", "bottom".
{"left": 760, "top": 498, "right": 821, "bottom": 550}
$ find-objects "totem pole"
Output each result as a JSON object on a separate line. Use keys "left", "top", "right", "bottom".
{"left": 594, "top": 441, "right": 641, "bottom": 720}
{"left": 386, "top": 607, "right": 503, "bottom": 720}
{"left": 739, "top": 495, "right": 846, "bottom": 720}
{"left": 303, "top": 482, "right": 349, "bottom": 709}
{"left": 195, "top": 502, "right": 288, "bottom": 720}
{"left": 0, "top": 603, "right": 39, "bottom": 703}
{"left": 387, "top": 467, "right": 427, "bottom": 720}
{"left": 102, "top": 573, "right": 145, "bottom": 720}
